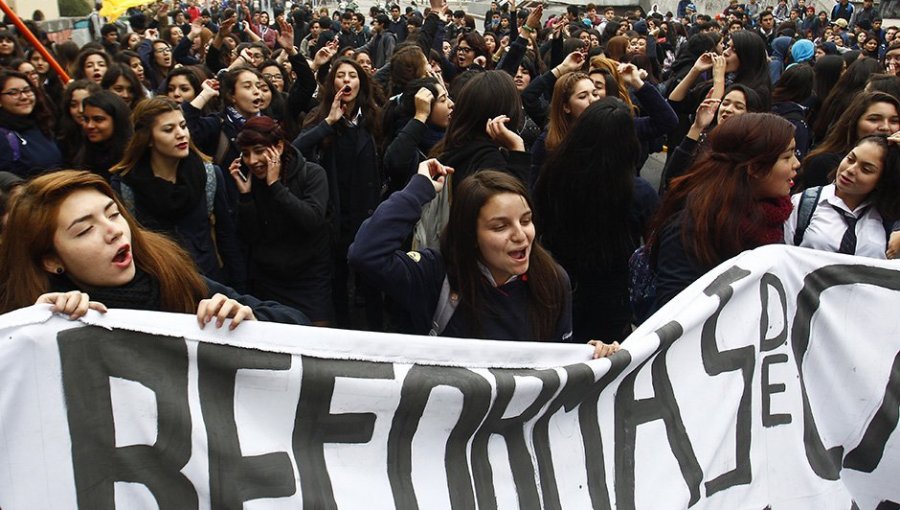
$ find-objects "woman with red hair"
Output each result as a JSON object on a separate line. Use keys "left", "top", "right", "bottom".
{"left": 0, "top": 170, "right": 307, "bottom": 326}
{"left": 648, "top": 113, "right": 800, "bottom": 311}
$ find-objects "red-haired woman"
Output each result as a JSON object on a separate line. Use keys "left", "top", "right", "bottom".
{"left": 648, "top": 113, "right": 800, "bottom": 311}
{"left": 230, "top": 116, "right": 332, "bottom": 326}
{"left": 0, "top": 170, "right": 307, "bottom": 326}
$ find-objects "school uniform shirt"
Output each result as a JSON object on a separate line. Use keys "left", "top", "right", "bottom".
{"left": 784, "top": 184, "right": 890, "bottom": 259}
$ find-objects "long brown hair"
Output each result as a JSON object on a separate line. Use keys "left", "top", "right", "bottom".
{"left": 303, "top": 57, "right": 381, "bottom": 142}
{"left": 110, "top": 97, "right": 209, "bottom": 176}
{"left": 440, "top": 170, "right": 567, "bottom": 340}
{"left": 803, "top": 91, "right": 900, "bottom": 168}
{"left": 648, "top": 113, "right": 795, "bottom": 267}
{"left": 545, "top": 71, "right": 591, "bottom": 152}
{"left": 0, "top": 171, "right": 207, "bottom": 314}
{"left": 430, "top": 71, "right": 522, "bottom": 157}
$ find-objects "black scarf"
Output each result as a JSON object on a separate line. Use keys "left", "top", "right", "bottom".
{"left": 53, "top": 268, "right": 162, "bottom": 311}
{"left": 81, "top": 268, "right": 162, "bottom": 311}
{"left": 122, "top": 151, "right": 206, "bottom": 224}
{"left": 0, "top": 108, "right": 37, "bottom": 133}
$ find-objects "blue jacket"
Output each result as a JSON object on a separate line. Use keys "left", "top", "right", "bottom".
{"left": 348, "top": 174, "right": 574, "bottom": 341}
{"left": 0, "top": 126, "right": 62, "bottom": 178}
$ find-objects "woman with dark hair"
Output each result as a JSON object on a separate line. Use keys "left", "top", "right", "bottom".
{"left": 57, "top": 80, "right": 102, "bottom": 164}
{"left": 138, "top": 37, "right": 176, "bottom": 92}
{"left": 669, "top": 30, "right": 771, "bottom": 113}
{"left": 259, "top": 59, "right": 292, "bottom": 93}
{"left": 10, "top": 57, "right": 58, "bottom": 123}
{"left": 113, "top": 49, "right": 150, "bottom": 93}
{"left": 659, "top": 32, "right": 720, "bottom": 91}
{"left": 649, "top": 113, "right": 799, "bottom": 311}
{"left": 786, "top": 135, "right": 900, "bottom": 259}
{"left": 0, "top": 170, "right": 306, "bottom": 326}
{"left": 74, "top": 91, "right": 133, "bottom": 181}
{"left": 431, "top": 70, "right": 530, "bottom": 189}
{"left": 805, "top": 54, "right": 844, "bottom": 133}
{"left": 800, "top": 92, "right": 900, "bottom": 189}
{"left": 866, "top": 73, "right": 900, "bottom": 98}
{"left": 0, "top": 30, "right": 24, "bottom": 68}
{"left": 772, "top": 63, "right": 814, "bottom": 160}
{"left": 229, "top": 116, "right": 332, "bottom": 325}
{"left": 109, "top": 97, "right": 246, "bottom": 289}
{"left": 812, "top": 57, "right": 883, "bottom": 143}
{"left": 602, "top": 20, "right": 622, "bottom": 44}
{"left": 534, "top": 98, "right": 659, "bottom": 342}
{"left": 73, "top": 48, "right": 111, "bottom": 85}
{"left": 662, "top": 84, "right": 765, "bottom": 190}
{"left": 101, "top": 63, "right": 147, "bottom": 109}
{"left": 183, "top": 67, "right": 267, "bottom": 207}
{"left": 294, "top": 57, "right": 383, "bottom": 330}
{"left": 27, "top": 48, "right": 64, "bottom": 100}
{"left": 165, "top": 66, "right": 203, "bottom": 105}
{"left": 0, "top": 71, "right": 61, "bottom": 178}
{"left": 454, "top": 31, "right": 492, "bottom": 71}
{"left": 382, "top": 77, "right": 453, "bottom": 194}
{"left": 349, "top": 162, "right": 574, "bottom": 342}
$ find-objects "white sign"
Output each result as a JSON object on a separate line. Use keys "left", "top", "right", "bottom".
{"left": 0, "top": 245, "right": 898, "bottom": 509}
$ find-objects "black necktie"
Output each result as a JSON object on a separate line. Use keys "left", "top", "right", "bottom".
{"left": 831, "top": 204, "right": 869, "bottom": 255}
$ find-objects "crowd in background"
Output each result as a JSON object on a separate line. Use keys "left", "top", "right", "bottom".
{"left": 0, "top": 0, "right": 898, "bottom": 348}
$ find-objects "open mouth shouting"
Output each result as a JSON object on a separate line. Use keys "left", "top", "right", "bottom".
{"left": 112, "top": 244, "right": 132, "bottom": 268}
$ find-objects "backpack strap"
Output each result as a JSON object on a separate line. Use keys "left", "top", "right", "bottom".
{"left": 0, "top": 128, "right": 20, "bottom": 162}
{"left": 428, "top": 275, "right": 459, "bottom": 336}
{"left": 794, "top": 186, "right": 823, "bottom": 246}
{"left": 203, "top": 162, "right": 216, "bottom": 217}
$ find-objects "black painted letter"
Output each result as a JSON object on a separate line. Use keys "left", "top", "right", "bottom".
{"left": 58, "top": 327, "right": 197, "bottom": 509}
{"left": 197, "top": 342, "right": 296, "bottom": 509}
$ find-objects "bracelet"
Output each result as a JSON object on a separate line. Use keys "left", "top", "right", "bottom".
{"left": 521, "top": 24, "right": 536, "bottom": 34}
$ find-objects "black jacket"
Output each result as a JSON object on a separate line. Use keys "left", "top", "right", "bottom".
{"left": 437, "top": 139, "right": 530, "bottom": 192}
{"left": 236, "top": 145, "right": 331, "bottom": 278}
{"left": 293, "top": 118, "right": 381, "bottom": 245}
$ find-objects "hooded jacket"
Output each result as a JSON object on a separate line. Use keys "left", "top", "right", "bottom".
{"left": 236, "top": 144, "right": 331, "bottom": 278}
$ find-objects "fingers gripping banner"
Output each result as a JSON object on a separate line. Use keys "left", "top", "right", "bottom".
{"left": 0, "top": 245, "right": 898, "bottom": 509}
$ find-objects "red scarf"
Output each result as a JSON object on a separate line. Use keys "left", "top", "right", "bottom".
{"left": 739, "top": 196, "right": 793, "bottom": 249}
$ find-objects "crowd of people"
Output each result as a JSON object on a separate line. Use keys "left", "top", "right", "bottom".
{"left": 0, "top": 0, "right": 898, "bottom": 350}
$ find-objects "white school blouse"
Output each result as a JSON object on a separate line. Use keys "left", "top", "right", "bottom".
{"left": 784, "top": 184, "right": 889, "bottom": 259}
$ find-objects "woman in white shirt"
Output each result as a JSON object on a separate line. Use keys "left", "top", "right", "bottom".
{"left": 785, "top": 135, "right": 900, "bottom": 258}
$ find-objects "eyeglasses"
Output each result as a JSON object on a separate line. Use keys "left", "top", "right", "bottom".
{"left": 262, "top": 73, "right": 283, "bottom": 81}
{"left": 0, "top": 86, "right": 34, "bottom": 97}
{"left": 457, "top": 46, "right": 473, "bottom": 53}
{"left": 154, "top": 47, "right": 172, "bottom": 54}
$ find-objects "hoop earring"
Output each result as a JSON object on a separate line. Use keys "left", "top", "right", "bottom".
{"left": 55, "top": 267, "right": 64, "bottom": 275}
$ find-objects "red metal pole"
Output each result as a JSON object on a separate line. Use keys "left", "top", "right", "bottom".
{"left": 0, "top": 0, "right": 71, "bottom": 83}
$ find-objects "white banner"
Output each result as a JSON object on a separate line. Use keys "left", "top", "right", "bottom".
{"left": 0, "top": 245, "right": 898, "bottom": 510}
